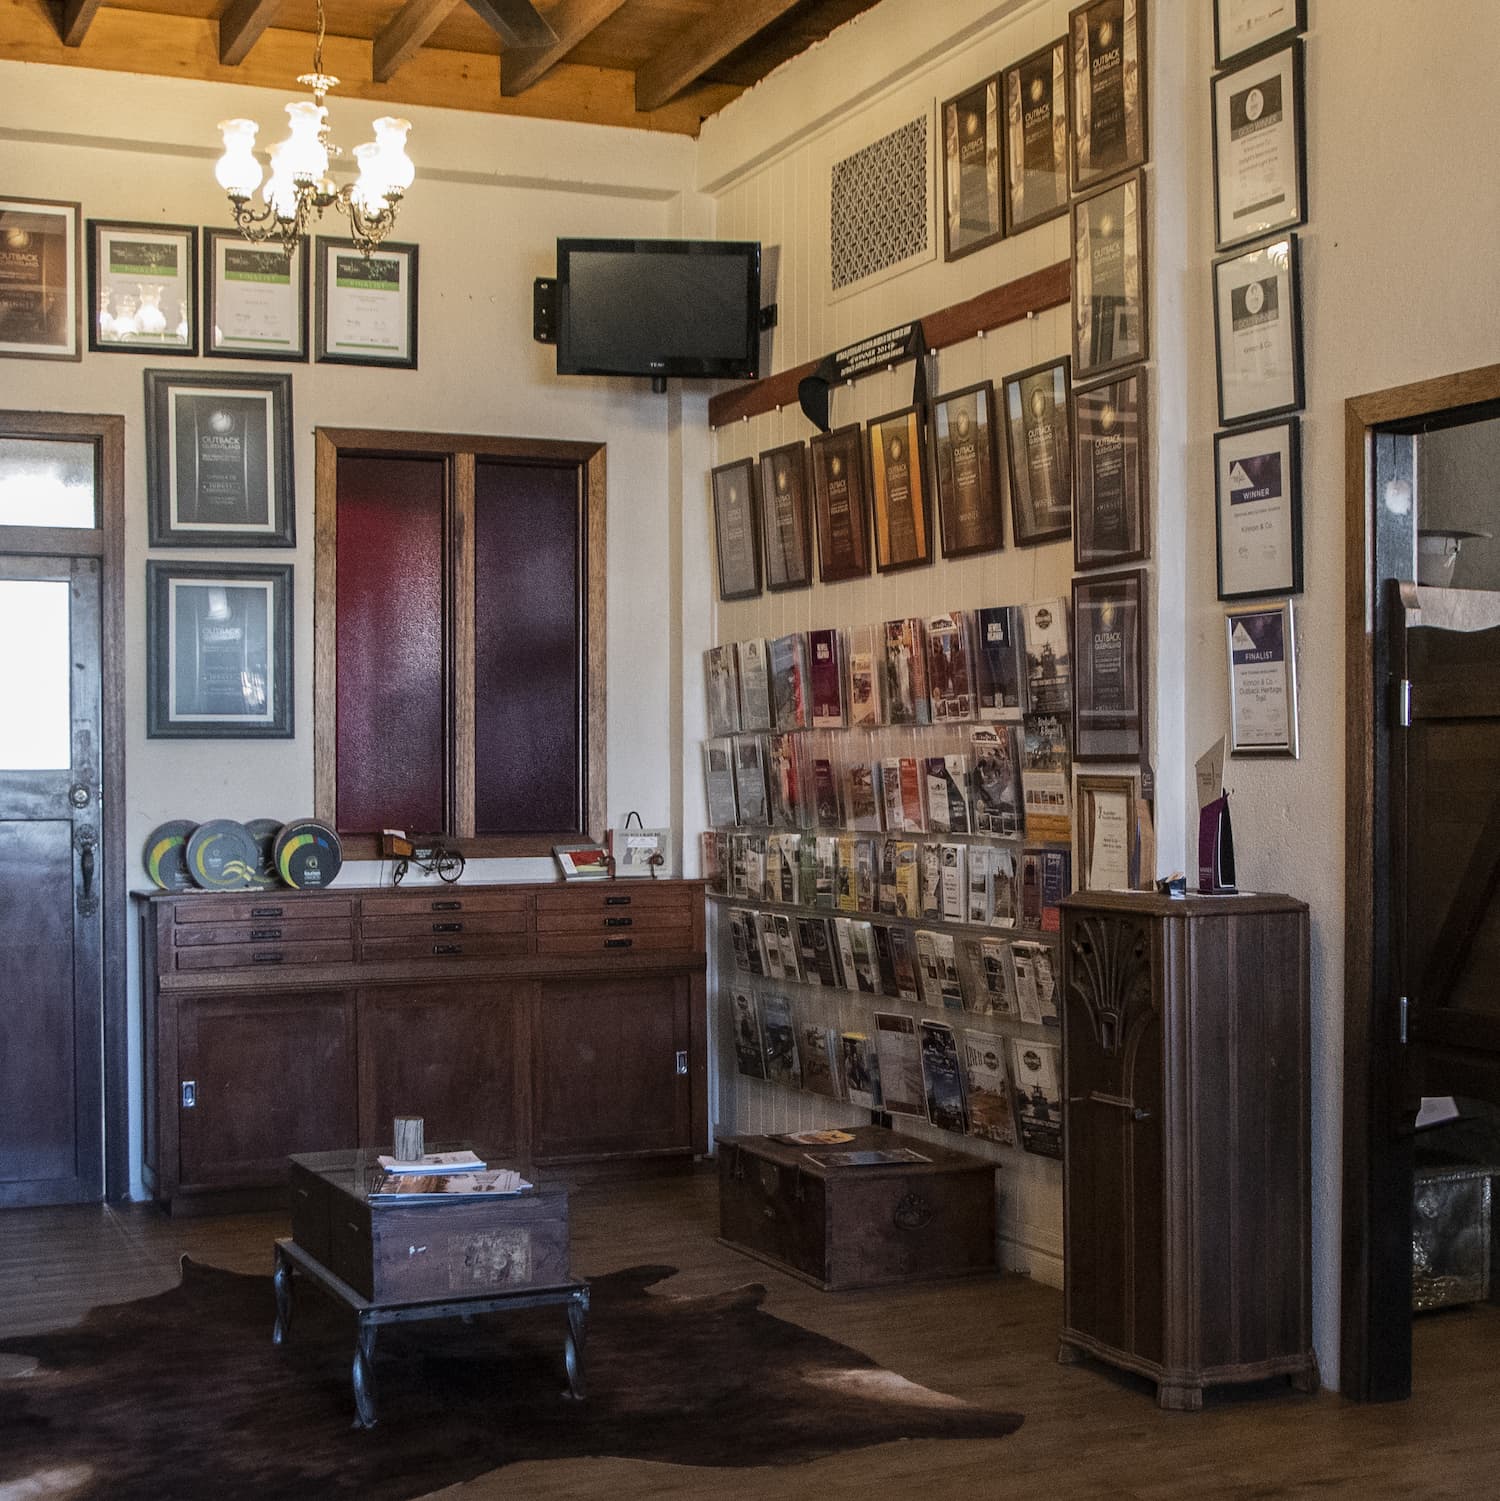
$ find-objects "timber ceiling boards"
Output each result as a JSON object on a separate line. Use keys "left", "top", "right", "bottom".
{"left": 10, "top": 0, "right": 882, "bottom": 135}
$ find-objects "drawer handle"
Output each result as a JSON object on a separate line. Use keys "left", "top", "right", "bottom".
{"left": 253, "top": 952, "right": 284, "bottom": 964}
{"left": 605, "top": 895, "right": 632, "bottom": 906}
{"left": 432, "top": 900, "right": 462, "bottom": 911}
{"left": 605, "top": 937, "right": 633, "bottom": 949}
{"left": 432, "top": 921, "right": 463, "bottom": 933}
{"left": 604, "top": 916, "right": 633, "bottom": 928}
{"left": 433, "top": 943, "right": 463, "bottom": 955}
{"left": 250, "top": 927, "right": 282, "bottom": 941}
{"left": 295, "top": 1186, "right": 310, "bottom": 1200}
{"left": 251, "top": 906, "right": 283, "bottom": 918}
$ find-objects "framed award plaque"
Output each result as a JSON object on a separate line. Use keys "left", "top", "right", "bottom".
{"left": 1215, "top": 417, "right": 1303, "bottom": 599}
{"left": 1003, "top": 37, "right": 1069, "bottom": 234}
{"left": 1071, "top": 568, "right": 1146, "bottom": 762}
{"left": 1214, "top": 0, "right": 1306, "bottom": 68}
{"left": 204, "top": 228, "right": 310, "bottom": 362}
{"left": 1068, "top": 0, "right": 1148, "bottom": 193}
{"left": 1003, "top": 356, "right": 1073, "bottom": 547}
{"left": 809, "top": 424, "right": 871, "bottom": 583}
{"left": 942, "top": 74, "right": 1004, "bottom": 260}
{"left": 1072, "top": 170, "right": 1148, "bottom": 379}
{"left": 1226, "top": 600, "right": 1299, "bottom": 756}
{"left": 0, "top": 197, "right": 82, "bottom": 361}
{"left": 932, "top": 381, "right": 1004, "bottom": 557}
{"left": 87, "top": 219, "right": 197, "bottom": 355}
{"left": 758, "top": 440, "right": 813, "bottom": 591}
{"left": 1212, "top": 233, "right": 1304, "bottom": 426}
{"left": 1212, "top": 41, "right": 1307, "bottom": 251}
{"left": 866, "top": 405, "right": 933, "bottom": 573}
{"left": 1073, "top": 367, "right": 1148, "bottom": 570}
{"left": 1075, "top": 771, "right": 1142, "bottom": 891}
{"left": 314, "top": 237, "right": 419, "bottom": 368}
{"left": 144, "top": 368, "right": 295, "bottom": 548}
{"left": 710, "top": 457, "right": 761, "bottom": 601}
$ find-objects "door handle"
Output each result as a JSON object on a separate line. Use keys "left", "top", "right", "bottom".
{"left": 76, "top": 828, "right": 99, "bottom": 917}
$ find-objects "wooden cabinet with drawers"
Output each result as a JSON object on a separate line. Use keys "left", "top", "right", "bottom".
{"left": 139, "top": 880, "right": 707, "bottom": 1211}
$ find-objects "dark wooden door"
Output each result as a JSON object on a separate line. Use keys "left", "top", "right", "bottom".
{"left": 0, "top": 554, "right": 104, "bottom": 1206}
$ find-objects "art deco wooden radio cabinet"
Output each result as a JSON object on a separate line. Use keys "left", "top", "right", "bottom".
{"left": 1057, "top": 891, "right": 1318, "bottom": 1410}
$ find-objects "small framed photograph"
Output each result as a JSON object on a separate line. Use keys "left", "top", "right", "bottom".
{"left": 809, "top": 424, "right": 871, "bottom": 583}
{"left": 0, "top": 197, "right": 82, "bottom": 361}
{"left": 146, "top": 561, "right": 292, "bottom": 738}
{"left": 1214, "top": 0, "right": 1306, "bottom": 68}
{"left": 710, "top": 457, "right": 761, "bottom": 601}
{"left": 204, "top": 229, "right": 309, "bottom": 361}
{"left": 1227, "top": 600, "right": 1299, "bottom": 756}
{"left": 866, "top": 405, "right": 933, "bottom": 572}
{"left": 942, "top": 74, "right": 1004, "bottom": 260}
{"left": 87, "top": 220, "right": 197, "bottom": 354}
{"left": 1004, "top": 356, "right": 1073, "bottom": 547}
{"left": 314, "top": 237, "right": 418, "bottom": 368}
{"left": 1068, "top": 0, "right": 1148, "bottom": 193}
{"left": 1212, "top": 233, "right": 1303, "bottom": 426}
{"left": 758, "top": 440, "right": 813, "bottom": 591}
{"left": 1072, "top": 170, "right": 1148, "bottom": 379}
{"left": 1073, "top": 367, "right": 1148, "bottom": 570}
{"left": 932, "top": 381, "right": 1004, "bottom": 557}
{"left": 1003, "top": 37, "right": 1069, "bottom": 234}
{"left": 1072, "top": 568, "right": 1146, "bottom": 761}
{"left": 1075, "top": 771, "right": 1141, "bottom": 891}
{"left": 1212, "top": 41, "right": 1307, "bottom": 251}
{"left": 1215, "top": 417, "right": 1303, "bottom": 599}
{"left": 144, "top": 369, "right": 295, "bottom": 547}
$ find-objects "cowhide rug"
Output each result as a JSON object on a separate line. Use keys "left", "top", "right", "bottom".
{"left": 0, "top": 1260, "right": 1021, "bottom": 1500}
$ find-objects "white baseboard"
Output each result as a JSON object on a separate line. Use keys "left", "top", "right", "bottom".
{"left": 999, "top": 1223, "right": 1064, "bottom": 1289}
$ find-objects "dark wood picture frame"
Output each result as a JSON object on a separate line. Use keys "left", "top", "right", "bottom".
{"left": 314, "top": 237, "right": 419, "bottom": 369}
{"left": 710, "top": 456, "right": 762, "bottom": 601}
{"left": 144, "top": 368, "right": 295, "bottom": 548}
{"left": 1074, "top": 770, "right": 1141, "bottom": 890}
{"left": 146, "top": 559, "right": 293, "bottom": 739}
{"left": 932, "top": 380, "right": 1005, "bottom": 558}
{"left": 1073, "top": 366, "right": 1149, "bottom": 570}
{"left": 1212, "top": 232, "right": 1304, "bottom": 427}
{"left": 942, "top": 73, "right": 1004, "bottom": 261}
{"left": 1068, "top": 0, "right": 1149, "bottom": 193}
{"left": 1214, "top": 415, "right": 1304, "bottom": 599}
{"left": 1071, "top": 566, "right": 1146, "bottom": 762}
{"left": 1004, "top": 355, "right": 1073, "bottom": 547}
{"left": 0, "top": 196, "right": 82, "bottom": 361}
{"left": 1212, "top": 39, "right": 1308, "bottom": 252}
{"left": 1002, "top": 37, "right": 1070, "bottom": 235}
{"left": 203, "top": 228, "right": 310, "bottom": 362}
{"left": 1213, "top": 0, "right": 1307, "bottom": 68}
{"left": 809, "top": 423, "right": 872, "bottom": 583}
{"left": 866, "top": 404, "right": 933, "bottom": 573}
{"left": 86, "top": 219, "right": 198, "bottom": 356}
{"left": 758, "top": 440, "right": 814, "bottom": 591}
{"left": 1071, "top": 169, "right": 1149, "bottom": 380}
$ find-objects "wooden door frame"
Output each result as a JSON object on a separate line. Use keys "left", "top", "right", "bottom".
{"left": 0, "top": 410, "right": 127, "bottom": 1201}
{"left": 1341, "top": 362, "right": 1500, "bottom": 1399}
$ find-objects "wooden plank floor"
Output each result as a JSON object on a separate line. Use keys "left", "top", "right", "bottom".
{"left": 2, "top": 1167, "right": 1495, "bottom": 1500}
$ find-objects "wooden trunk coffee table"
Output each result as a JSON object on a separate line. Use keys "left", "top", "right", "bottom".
{"left": 273, "top": 1148, "right": 588, "bottom": 1428}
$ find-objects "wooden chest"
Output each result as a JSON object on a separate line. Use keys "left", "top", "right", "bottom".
{"left": 289, "top": 1150, "right": 571, "bottom": 1303}
{"left": 717, "top": 1127, "right": 996, "bottom": 1290}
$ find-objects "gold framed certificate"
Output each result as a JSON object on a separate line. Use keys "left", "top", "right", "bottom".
{"left": 866, "top": 405, "right": 932, "bottom": 572}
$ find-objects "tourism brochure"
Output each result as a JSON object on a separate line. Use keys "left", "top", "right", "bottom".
{"left": 376, "top": 1149, "right": 486, "bottom": 1174}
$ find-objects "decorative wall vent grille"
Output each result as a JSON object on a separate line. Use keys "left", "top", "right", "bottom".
{"left": 829, "top": 115, "right": 930, "bottom": 294}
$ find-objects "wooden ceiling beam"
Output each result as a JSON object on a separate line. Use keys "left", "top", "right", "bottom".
{"left": 56, "top": 0, "right": 105, "bottom": 47}
{"left": 218, "top": 0, "right": 284, "bottom": 66}
{"left": 373, "top": 0, "right": 462, "bottom": 83}
{"left": 500, "top": 0, "right": 627, "bottom": 97}
{"left": 635, "top": 0, "right": 800, "bottom": 113}
{"left": 462, "top": 0, "right": 556, "bottom": 49}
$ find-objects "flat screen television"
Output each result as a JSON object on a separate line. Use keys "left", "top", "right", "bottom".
{"left": 555, "top": 238, "right": 761, "bottom": 381}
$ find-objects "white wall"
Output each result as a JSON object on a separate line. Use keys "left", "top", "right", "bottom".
{"left": 0, "top": 61, "right": 704, "bottom": 1197}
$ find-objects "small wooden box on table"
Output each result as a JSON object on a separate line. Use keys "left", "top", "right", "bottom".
{"left": 717, "top": 1126, "right": 996, "bottom": 1290}
{"left": 276, "top": 1148, "right": 587, "bottom": 1429}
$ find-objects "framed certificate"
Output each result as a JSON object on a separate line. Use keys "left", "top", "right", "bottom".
{"left": 1214, "top": 0, "right": 1306, "bottom": 68}
{"left": 710, "top": 457, "right": 761, "bottom": 601}
{"left": 1075, "top": 772, "right": 1141, "bottom": 891}
{"left": 1068, "top": 0, "right": 1148, "bottom": 192}
{"left": 1073, "top": 367, "right": 1148, "bottom": 570}
{"left": 809, "top": 424, "right": 871, "bottom": 582}
{"left": 1071, "top": 568, "right": 1146, "bottom": 761}
{"left": 1212, "top": 41, "right": 1307, "bottom": 251}
{"left": 1003, "top": 38, "right": 1069, "bottom": 234}
{"left": 87, "top": 220, "right": 197, "bottom": 354}
{"left": 204, "top": 229, "right": 309, "bottom": 361}
{"left": 146, "top": 561, "right": 293, "bottom": 738}
{"left": 758, "top": 440, "right": 813, "bottom": 591}
{"left": 1004, "top": 357, "right": 1072, "bottom": 547}
{"left": 1215, "top": 417, "right": 1303, "bottom": 599}
{"left": 932, "top": 381, "right": 1004, "bottom": 558}
{"left": 1072, "top": 170, "right": 1148, "bottom": 378}
{"left": 942, "top": 74, "right": 1004, "bottom": 260}
{"left": 0, "top": 197, "right": 81, "bottom": 361}
{"left": 144, "top": 369, "right": 295, "bottom": 547}
{"left": 314, "top": 237, "right": 418, "bottom": 368}
{"left": 1227, "top": 600, "right": 1298, "bottom": 756}
{"left": 1213, "top": 233, "right": 1303, "bottom": 425}
{"left": 866, "top": 405, "right": 932, "bottom": 572}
